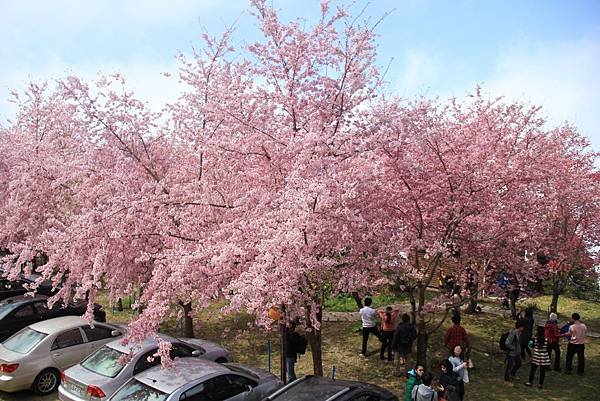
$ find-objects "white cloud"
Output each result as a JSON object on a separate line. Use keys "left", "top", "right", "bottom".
{"left": 485, "top": 37, "right": 600, "bottom": 149}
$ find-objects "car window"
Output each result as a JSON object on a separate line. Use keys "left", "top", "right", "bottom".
{"left": 171, "top": 343, "right": 195, "bottom": 358}
{"left": 83, "top": 325, "right": 113, "bottom": 342}
{"left": 3, "top": 327, "right": 47, "bottom": 354}
{"left": 226, "top": 375, "right": 257, "bottom": 392}
{"left": 133, "top": 349, "right": 161, "bottom": 375}
{"left": 51, "top": 328, "right": 84, "bottom": 350}
{"left": 81, "top": 345, "right": 126, "bottom": 378}
{"left": 0, "top": 303, "right": 18, "bottom": 319}
{"left": 13, "top": 304, "right": 35, "bottom": 318}
{"left": 110, "top": 378, "right": 168, "bottom": 401}
{"left": 181, "top": 375, "right": 245, "bottom": 401}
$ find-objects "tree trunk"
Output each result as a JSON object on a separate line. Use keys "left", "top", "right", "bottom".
{"left": 117, "top": 298, "right": 123, "bottom": 312}
{"left": 465, "top": 282, "right": 479, "bottom": 314}
{"left": 306, "top": 305, "right": 323, "bottom": 376}
{"left": 550, "top": 291, "right": 559, "bottom": 314}
{"left": 415, "top": 284, "right": 428, "bottom": 366}
{"left": 180, "top": 302, "right": 195, "bottom": 338}
{"left": 351, "top": 292, "right": 363, "bottom": 309}
{"left": 550, "top": 273, "right": 568, "bottom": 314}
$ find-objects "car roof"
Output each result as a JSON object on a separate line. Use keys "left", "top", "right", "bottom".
{"left": 29, "top": 316, "right": 102, "bottom": 334}
{"left": 266, "top": 376, "right": 396, "bottom": 400}
{"left": 106, "top": 333, "right": 178, "bottom": 354}
{"left": 135, "top": 357, "right": 230, "bottom": 394}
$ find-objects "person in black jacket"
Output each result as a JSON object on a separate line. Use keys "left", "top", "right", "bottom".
{"left": 286, "top": 324, "right": 307, "bottom": 382}
{"left": 438, "top": 359, "right": 460, "bottom": 401}
{"left": 519, "top": 307, "right": 535, "bottom": 359}
{"left": 391, "top": 313, "right": 417, "bottom": 376}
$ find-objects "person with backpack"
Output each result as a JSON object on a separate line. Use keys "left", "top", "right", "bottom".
{"left": 392, "top": 313, "right": 417, "bottom": 376}
{"left": 359, "top": 297, "right": 383, "bottom": 357}
{"left": 448, "top": 345, "right": 468, "bottom": 401}
{"left": 411, "top": 371, "right": 438, "bottom": 401}
{"left": 544, "top": 312, "right": 561, "bottom": 371}
{"left": 503, "top": 320, "right": 524, "bottom": 381}
{"left": 285, "top": 323, "right": 307, "bottom": 382}
{"left": 525, "top": 325, "right": 551, "bottom": 388}
{"left": 378, "top": 306, "right": 400, "bottom": 361}
{"left": 404, "top": 364, "right": 425, "bottom": 401}
{"left": 437, "top": 359, "right": 460, "bottom": 401}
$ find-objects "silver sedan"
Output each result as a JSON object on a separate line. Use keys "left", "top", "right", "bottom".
{"left": 58, "top": 334, "right": 230, "bottom": 401}
{"left": 0, "top": 316, "right": 124, "bottom": 396}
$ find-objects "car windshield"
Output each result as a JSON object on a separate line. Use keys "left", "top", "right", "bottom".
{"left": 3, "top": 327, "right": 47, "bottom": 354}
{"left": 0, "top": 303, "right": 18, "bottom": 320}
{"left": 110, "top": 379, "right": 168, "bottom": 401}
{"left": 271, "top": 382, "right": 349, "bottom": 401}
{"left": 81, "top": 345, "right": 126, "bottom": 378}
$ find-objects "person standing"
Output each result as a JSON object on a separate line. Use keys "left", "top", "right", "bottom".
{"left": 504, "top": 320, "right": 524, "bottom": 381}
{"left": 525, "top": 326, "right": 551, "bottom": 388}
{"left": 438, "top": 359, "right": 460, "bottom": 401}
{"left": 285, "top": 324, "right": 307, "bottom": 382}
{"left": 378, "top": 306, "right": 400, "bottom": 361}
{"left": 411, "top": 372, "right": 439, "bottom": 401}
{"left": 544, "top": 312, "right": 561, "bottom": 371}
{"left": 359, "top": 297, "right": 382, "bottom": 356}
{"left": 518, "top": 307, "right": 534, "bottom": 359}
{"left": 404, "top": 364, "right": 424, "bottom": 401}
{"left": 565, "top": 312, "right": 587, "bottom": 375}
{"left": 448, "top": 345, "right": 469, "bottom": 401}
{"left": 443, "top": 314, "right": 470, "bottom": 357}
{"left": 391, "top": 313, "right": 417, "bottom": 376}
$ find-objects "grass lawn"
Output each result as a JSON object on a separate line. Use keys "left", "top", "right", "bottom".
{"left": 98, "top": 294, "right": 599, "bottom": 401}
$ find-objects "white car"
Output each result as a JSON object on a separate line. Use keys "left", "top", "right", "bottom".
{"left": 0, "top": 315, "right": 124, "bottom": 395}
{"left": 107, "top": 357, "right": 281, "bottom": 401}
{"left": 59, "top": 333, "right": 230, "bottom": 401}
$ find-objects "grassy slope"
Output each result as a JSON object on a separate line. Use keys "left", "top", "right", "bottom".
{"left": 98, "top": 294, "right": 599, "bottom": 401}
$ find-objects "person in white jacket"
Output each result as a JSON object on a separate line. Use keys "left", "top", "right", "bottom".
{"left": 448, "top": 345, "right": 469, "bottom": 401}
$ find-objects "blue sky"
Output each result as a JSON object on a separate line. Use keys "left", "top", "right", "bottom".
{"left": 1, "top": 0, "right": 599, "bottom": 151}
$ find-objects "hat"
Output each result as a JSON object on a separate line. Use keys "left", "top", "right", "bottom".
{"left": 549, "top": 312, "right": 558, "bottom": 321}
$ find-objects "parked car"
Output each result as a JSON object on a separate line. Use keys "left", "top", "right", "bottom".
{"left": 0, "top": 270, "right": 59, "bottom": 301}
{"left": 0, "top": 296, "right": 106, "bottom": 341}
{"left": 262, "top": 375, "right": 399, "bottom": 401}
{"left": 59, "top": 333, "right": 231, "bottom": 401}
{"left": 106, "top": 357, "right": 281, "bottom": 401}
{"left": 0, "top": 316, "right": 125, "bottom": 395}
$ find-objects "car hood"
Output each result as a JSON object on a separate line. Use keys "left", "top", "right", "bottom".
{"left": 0, "top": 344, "right": 25, "bottom": 363}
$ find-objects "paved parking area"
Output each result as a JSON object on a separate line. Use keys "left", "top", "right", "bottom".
{"left": 0, "top": 391, "right": 57, "bottom": 401}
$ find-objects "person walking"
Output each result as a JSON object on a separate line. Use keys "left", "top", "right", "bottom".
{"left": 544, "top": 312, "right": 561, "bottom": 371}
{"left": 391, "top": 313, "right": 417, "bottom": 376}
{"left": 411, "top": 372, "right": 439, "bottom": 401}
{"left": 448, "top": 345, "right": 469, "bottom": 401}
{"left": 404, "top": 364, "right": 424, "bottom": 401}
{"left": 378, "top": 306, "right": 400, "bottom": 361}
{"left": 525, "top": 326, "right": 551, "bottom": 388}
{"left": 565, "top": 312, "right": 587, "bottom": 375}
{"left": 443, "top": 314, "right": 470, "bottom": 358}
{"left": 359, "top": 297, "right": 382, "bottom": 357}
{"left": 504, "top": 320, "right": 525, "bottom": 381}
{"left": 519, "top": 307, "right": 535, "bottom": 359}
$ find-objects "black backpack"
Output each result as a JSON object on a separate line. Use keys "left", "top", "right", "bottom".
{"left": 499, "top": 331, "right": 511, "bottom": 351}
{"left": 297, "top": 335, "right": 308, "bottom": 355}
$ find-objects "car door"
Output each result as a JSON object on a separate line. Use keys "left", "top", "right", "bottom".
{"left": 50, "top": 327, "right": 89, "bottom": 369}
{"left": 179, "top": 375, "right": 237, "bottom": 401}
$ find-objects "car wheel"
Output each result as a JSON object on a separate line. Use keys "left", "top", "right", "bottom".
{"left": 215, "top": 357, "right": 228, "bottom": 363}
{"left": 32, "top": 368, "right": 60, "bottom": 395}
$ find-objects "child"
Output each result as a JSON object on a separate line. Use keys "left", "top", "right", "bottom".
{"left": 404, "top": 364, "right": 424, "bottom": 401}
{"left": 448, "top": 345, "right": 469, "bottom": 401}
{"left": 525, "top": 325, "right": 551, "bottom": 388}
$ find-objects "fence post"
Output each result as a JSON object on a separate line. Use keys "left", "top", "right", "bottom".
{"left": 332, "top": 365, "right": 336, "bottom": 380}
{"left": 268, "top": 340, "right": 272, "bottom": 372}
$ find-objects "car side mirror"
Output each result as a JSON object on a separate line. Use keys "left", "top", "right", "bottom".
{"left": 111, "top": 330, "right": 121, "bottom": 337}
{"left": 191, "top": 350, "right": 202, "bottom": 357}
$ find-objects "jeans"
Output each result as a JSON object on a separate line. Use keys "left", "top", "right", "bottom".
{"left": 565, "top": 343, "right": 585, "bottom": 374}
{"left": 528, "top": 365, "right": 547, "bottom": 385}
{"left": 361, "top": 326, "right": 382, "bottom": 356}
{"left": 380, "top": 330, "right": 394, "bottom": 360}
{"left": 547, "top": 341, "right": 560, "bottom": 370}
{"left": 505, "top": 354, "right": 522, "bottom": 380}
{"left": 286, "top": 356, "right": 297, "bottom": 382}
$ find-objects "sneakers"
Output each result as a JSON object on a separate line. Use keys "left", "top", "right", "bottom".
{"left": 524, "top": 382, "right": 532, "bottom": 386}
{"left": 359, "top": 353, "right": 366, "bottom": 358}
